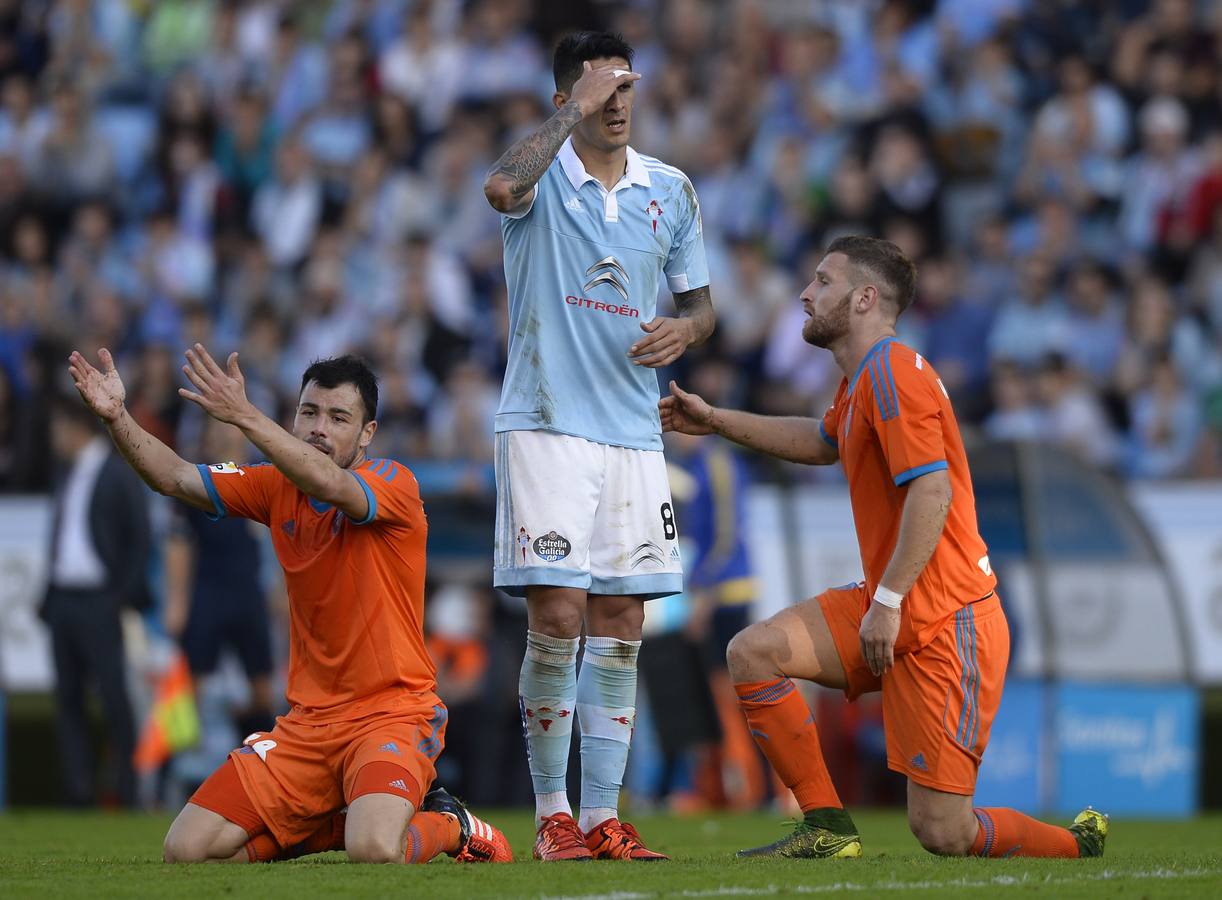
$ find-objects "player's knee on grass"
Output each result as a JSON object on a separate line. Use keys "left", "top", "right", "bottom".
{"left": 345, "top": 793, "right": 415, "bottom": 864}
{"left": 726, "top": 622, "right": 786, "bottom": 683}
{"left": 907, "top": 805, "right": 976, "bottom": 857}
{"left": 162, "top": 830, "right": 200, "bottom": 864}
{"left": 162, "top": 825, "right": 230, "bottom": 863}
{"left": 345, "top": 827, "right": 405, "bottom": 864}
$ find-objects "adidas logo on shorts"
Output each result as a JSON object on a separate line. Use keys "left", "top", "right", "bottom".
{"left": 389, "top": 778, "right": 408, "bottom": 792}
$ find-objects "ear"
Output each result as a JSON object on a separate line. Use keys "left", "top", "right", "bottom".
{"left": 360, "top": 419, "right": 378, "bottom": 448}
{"left": 552, "top": 91, "right": 567, "bottom": 111}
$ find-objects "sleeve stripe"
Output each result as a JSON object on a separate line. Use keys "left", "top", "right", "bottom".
{"left": 195, "top": 464, "right": 228, "bottom": 521}
{"left": 350, "top": 471, "right": 378, "bottom": 525}
{"left": 894, "top": 460, "right": 948, "bottom": 486}
{"left": 384, "top": 462, "right": 397, "bottom": 482}
{"left": 819, "top": 421, "right": 838, "bottom": 448}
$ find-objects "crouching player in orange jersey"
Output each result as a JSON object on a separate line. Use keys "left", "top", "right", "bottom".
{"left": 68, "top": 345, "right": 512, "bottom": 865}
{"left": 660, "top": 236, "right": 1107, "bottom": 861}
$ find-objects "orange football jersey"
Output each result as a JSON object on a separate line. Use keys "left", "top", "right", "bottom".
{"left": 197, "top": 457, "right": 434, "bottom": 722}
{"left": 820, "top": 337, "right": 996, "bottom": 649}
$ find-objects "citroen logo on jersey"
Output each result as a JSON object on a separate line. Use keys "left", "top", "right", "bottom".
{"left": 583, "top": 256, "right": 630, "bottom": 301}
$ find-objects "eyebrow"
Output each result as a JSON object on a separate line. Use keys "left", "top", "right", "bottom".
{"left": 300, "top": 401, "right": 354, "bottom": 417}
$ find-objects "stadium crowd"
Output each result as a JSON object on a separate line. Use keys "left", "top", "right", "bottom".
{"left": 3, "top": 0, "right": 1222, "bottom": 490}
{"left": 3, "top": 0, "right": 1222, "bottom": 806}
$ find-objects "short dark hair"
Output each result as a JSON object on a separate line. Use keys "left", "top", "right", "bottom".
{"left": 300, "top": 355, "right": 378, "bottom": 423}
{"left": 553, "top": 31, "right": 634, "bottom": 92}
{"left": 825, "top": 235, "right": 918, "bottom": 316}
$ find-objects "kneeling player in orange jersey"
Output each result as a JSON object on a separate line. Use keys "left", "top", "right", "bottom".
{"left": 68, "top": 346, "right": 511, "bottom": 865}
{"left": 661, "top": 236, "right": 1107, "bottom": 861}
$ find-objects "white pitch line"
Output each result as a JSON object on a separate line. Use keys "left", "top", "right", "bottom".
{"left": 537, "top": 866, "right": 1222, "bottom": 900}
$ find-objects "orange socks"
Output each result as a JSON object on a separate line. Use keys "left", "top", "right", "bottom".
{"left": 972, "top": 808, "right": 1079, "bottom": 858}
{"left": 245, "top": 812, "right": 347, "bottom": 862}
{"left": 735, "top": 678, "right": 843, "bottom": 813}
{"left": 403, "top": 811, "right": 461, "bottom": 864}
{"left": 245, "top": 811, "right": 459, "bottom": 864}
{"left": 244, "top": 833, "right": 283, "bottom": 862}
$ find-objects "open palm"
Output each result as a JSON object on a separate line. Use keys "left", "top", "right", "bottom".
{"left": 659, "top": 380, "right": 715, "bottom": 435}
{"left": 68, "top": 348, "right": 126, "bottom": 422}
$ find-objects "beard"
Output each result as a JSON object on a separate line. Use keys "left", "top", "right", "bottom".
{"left": 802, "top": 288, "right": 852, "bottom": 348}
{"left": 306, "top": 436, "right": 361, "bottom": 469}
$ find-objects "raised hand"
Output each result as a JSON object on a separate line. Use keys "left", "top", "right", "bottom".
{"left": 569, "top": 60, "right": 640, "bottom": 118}
{"left": 68, "top": 348, "right": 127, "bottom": 422}
{"left": 178, "top": 344, "right": 255, "bottom": 427}
{"left": 658, "top": 380, "right": 716, "bottom": 435}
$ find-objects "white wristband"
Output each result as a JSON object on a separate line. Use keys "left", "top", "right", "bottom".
{"left": 873, "top": 585, "right": 903, "bottom": 609}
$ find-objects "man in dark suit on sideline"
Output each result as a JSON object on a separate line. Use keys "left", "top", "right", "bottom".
{"left": 43, "top": 393, "right": 152, "bottom": 807}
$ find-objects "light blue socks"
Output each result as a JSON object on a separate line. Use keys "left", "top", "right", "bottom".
{"left": 576, "top": 636, "right": 640, "bottom": 831}
{"left": 520, "top": 630, "right": 579, "bottom": 821}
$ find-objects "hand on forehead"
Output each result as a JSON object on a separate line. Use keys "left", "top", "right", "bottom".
{"left": 588, "top": 56, "right": 631, "bottom": 74}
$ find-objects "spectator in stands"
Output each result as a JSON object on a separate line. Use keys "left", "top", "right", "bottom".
{"left": 1035, "top": 353, "right": 1120, "bottom": 470}
{"left": 989, "top": 253, "right": 1068, "bottom": 367}
{"left": 1126, "top": 351, "right": 1204, "bottom": 477}
{"left": 984, "top": 362, "right": 1044, "bottom": 443}
{"left": 34, "top": 79, "right": 114, "bottom": 207}
{"left": 251, "top": 138, "right": 322, "bottom": 269}
{"left": 914, "top": 255, "right": 993, "bottom": 419}
{"left": 1063, "top": 260, "right": 1126, "bottom": 386}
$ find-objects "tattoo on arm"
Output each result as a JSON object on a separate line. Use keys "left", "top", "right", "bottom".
{"left": 487, "top": 102, "right": 583, "bottom": 200}
{"left": 674, "top": 285, "right": 715, "bottom": 343}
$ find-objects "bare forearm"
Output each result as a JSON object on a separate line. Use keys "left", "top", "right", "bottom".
{"left": 485, "top": 102, "right": 582, "bottom": 208}
{"left": 106, "top": 408, "right": 200, "bottom": 501}
{"left": 709, "top": 409, "right": 835, "bottom": 465}
{"left": 236, "top": 408, "right": 345, "bottom": 500}
{"left": 675, "top": 285, "right": 715, "bottom": 345}
{"left": 878, "top": 476, "right": 951, "bottom": 595}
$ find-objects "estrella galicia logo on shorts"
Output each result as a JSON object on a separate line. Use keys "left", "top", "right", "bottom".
{"left": 533, "top": 531, "right": 572, "bottom": 562}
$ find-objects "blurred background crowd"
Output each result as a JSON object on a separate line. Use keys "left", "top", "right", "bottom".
{"left": 2, "top": 0, "right": 1221, "bottom": 811}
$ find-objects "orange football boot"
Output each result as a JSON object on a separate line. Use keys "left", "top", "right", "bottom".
{"left": 534, "top": 812, "right": 594, "bottom": 861}
{"left": 585, "top": 818, "right": 668, "bottom": 861}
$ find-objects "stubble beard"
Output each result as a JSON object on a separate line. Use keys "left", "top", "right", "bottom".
{"left": 803, "top": 289, "right": 852, "bottom": 348}
{"left": 333, "top": 442, "right": 363, "bottom": 470}
{"left": 304, "top": 435, "right": 362, "bottom": 470}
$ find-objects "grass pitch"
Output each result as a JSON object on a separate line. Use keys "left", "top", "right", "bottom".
{"left": 0, "top": 809, "right": 1219, "bottom": 898}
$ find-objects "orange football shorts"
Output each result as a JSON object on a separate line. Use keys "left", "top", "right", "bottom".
{"left": 819, "top": 584, "right": 1008, "bottom": 795}
{"left": 191, "top": 699, "right": 447, "bottom": 847}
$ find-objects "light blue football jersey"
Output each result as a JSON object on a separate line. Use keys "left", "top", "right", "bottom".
{"left": 496, "top": 138, "right": 710, "bottom": 451}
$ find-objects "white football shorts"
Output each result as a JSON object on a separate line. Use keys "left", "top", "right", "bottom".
{"left": 493, "top": 429, "right": 682, "bottom": 599}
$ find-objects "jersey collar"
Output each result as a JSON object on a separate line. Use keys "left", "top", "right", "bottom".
{"left": 558, "top": 137, "right": 651, "bottom": 192}
{"left": 847, "top": 336, "right": 894, "bottom": 395}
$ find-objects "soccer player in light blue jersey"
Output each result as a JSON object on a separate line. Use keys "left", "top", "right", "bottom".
{"left": 484, "top": 31, "right": 716, "bottom": 862}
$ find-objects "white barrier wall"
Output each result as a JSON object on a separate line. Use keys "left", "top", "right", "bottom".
{"left": 1, "top": 482, "right": 1220, "bottom": 690}
{"left": 746, "top": 482, "right": 1221, "bottom": 685}
{"left": 0, "top": 496, "right": 53, "bottom": 691}
{"left": 1128, "top": 483, "right": 1222, "bottom": 685}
